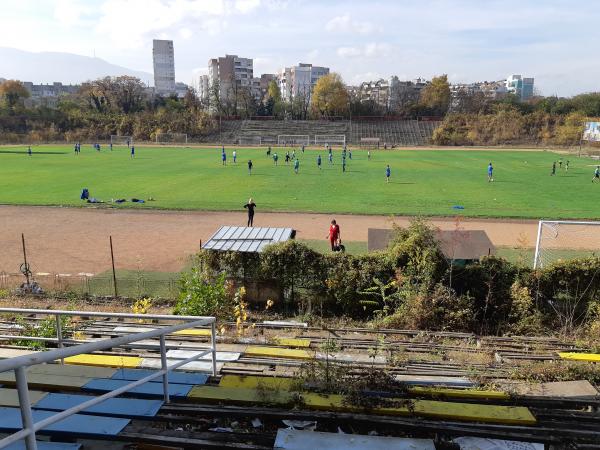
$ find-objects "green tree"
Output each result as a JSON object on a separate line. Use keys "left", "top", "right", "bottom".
{"left": 0, "top": 80, "right": 30, "bottom": 111}
{"left": 419, "top": 74, "right": 450, "bottom": 116}
{"left": 311, "top": 73, "right": 349, "bottom": 118}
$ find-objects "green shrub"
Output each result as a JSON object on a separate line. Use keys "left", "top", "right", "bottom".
{"left": 175, "top": 269, "right": 233, "bottom": 318}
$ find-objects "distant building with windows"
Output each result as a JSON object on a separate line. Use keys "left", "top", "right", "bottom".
{"left": 505, "top": 75, "right": 534, "bottom": 101}
{"left": 21, "top": 81, "right": 79, "bottom": 108}
{"left": 198, "top": 74, "right": 210, "bottom": 102}
{"left": 153, "top": 39, "right": 176, "bottom": 96}
{"left": 349, "top": 77, "right": 427, "bottom": 112}
{"left": 277, "top": 63, "right": 329, "bottom": 101}
{"left": 208, "top": 54, "right": 254, "bottom": 106}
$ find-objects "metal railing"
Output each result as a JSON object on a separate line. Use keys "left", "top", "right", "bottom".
{"left": 0, "top": 308, "right": 217, "bottom": 450}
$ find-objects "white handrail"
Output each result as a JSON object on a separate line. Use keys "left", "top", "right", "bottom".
{"left": 0, "top": 309, "right": 217, "bottom": 450}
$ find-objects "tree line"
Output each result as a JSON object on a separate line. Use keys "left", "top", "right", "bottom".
{"left": 1, "top": 73, "right": 600, "bottom": 145}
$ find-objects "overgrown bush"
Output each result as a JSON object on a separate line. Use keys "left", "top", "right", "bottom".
{"left": 175, "top": 269, "right": 233, "bottom": 318}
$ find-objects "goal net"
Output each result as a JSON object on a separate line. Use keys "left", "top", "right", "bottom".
{"left": 156, "top": 133, "right": 188, "bottom": 144}
{"left": 110, "top": 135, "right": 133, "bottom": 147}
{"left": 277, "top": 135, "right": 310, "bottom": 146}
{"left": 238, "top": 136, "right": 262, "bottom": 146}
{"left": 533, "top": 220, "right": 600, "bottom": 269}
{"left": 314, "top": 135, "right": 346, "bottom": 146}
{"left": 360, "top": 137, "right": 380, "bottom": 148}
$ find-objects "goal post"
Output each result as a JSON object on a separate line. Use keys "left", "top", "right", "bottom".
{"left": 155, "top": 133, "right": 188, "bottom": 145}
{"left": 238, "top": 136, "right": 262, "bottom": 146}
{"left": 110, "top": 135, "right": 133, "bottom": 147}
{"left": 360, "top": 137, "right": 380, "bottom": 148}
{"left": 314, "top": 135, "right": 346, "bottom": 146}
{"left": 533, "top": 220, "right": 600, "bottom": 269}
{"left": 277, "top": 135, "right": 310, "bottom": 146}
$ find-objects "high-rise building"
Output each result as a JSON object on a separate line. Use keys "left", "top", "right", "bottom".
{"left": 208, "top": 54, "right": 254, "bottom": 105}
{"left": 198, "top": 74, "right": 210, "bottom": 102}
{"left": 505, "top": 75, "right": 534, "bottom": 101}
{"left": 277, "top": 63, "right": 329, "bottom": 101}
{"left": 153, "top": 39, "right": 176, "bottom": 96}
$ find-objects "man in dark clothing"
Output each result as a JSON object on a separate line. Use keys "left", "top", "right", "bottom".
{"left": 244, "top": 198, "right": 256, "bottom": 227}
{"left": 248, "top": 159, "right": 253, "bottom": 175}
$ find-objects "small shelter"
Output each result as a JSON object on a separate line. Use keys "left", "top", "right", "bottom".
{"left": 202, "top": 226, "right": 295, "bottom": 253}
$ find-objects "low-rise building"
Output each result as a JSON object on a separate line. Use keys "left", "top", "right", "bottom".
{"left": 22, "top": 81, "right": 79, "bottom": 108}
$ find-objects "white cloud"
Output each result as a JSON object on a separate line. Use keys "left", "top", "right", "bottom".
{"left": 235, "top": 0, "right": 261, "bottom": 13}
{"left": 179, "top": 28, "right": 193, "bottom": 39}
{"left": 337, "top": 47, "right": 362, "bottom": 58}
{"left": 53, "top": 0, "right": 94, "bottom": 26}
{"left": 337, "top": 43, "right": 391, "bottom": 59}
{"left": 326, "top": 14, "right": 375, "bottom": 35}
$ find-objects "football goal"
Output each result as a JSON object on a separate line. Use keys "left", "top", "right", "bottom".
{"left": 533, "top": 220, "right": 600, "bottom": 269}
{"left": 277, "top": 135, "right": 310, "bottom": 146}
{"left": 156, "top": 133, "right": 188, "bottom": 144}
{"left": 110, "top": 135, "right": 133, "bottom": 147}
{"left": 360, "top": 137, "right": 380, "bottom": 148}
{"left": 238, "top": 136, "right": 262, "bottom": 146}
{"left": 314, "top": 135, "right": 346, "bottom": 146}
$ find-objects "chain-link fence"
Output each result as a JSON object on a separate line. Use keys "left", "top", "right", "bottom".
{"left": 0, "top": 272, "right": 179, "bottom": 299}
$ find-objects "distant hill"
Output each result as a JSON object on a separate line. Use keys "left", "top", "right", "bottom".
{"left": 0, "top": 47, "right": 153, "bottom": 85}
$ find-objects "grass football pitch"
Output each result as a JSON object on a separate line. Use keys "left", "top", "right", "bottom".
{"left": 0, "top": 145, "right": 597, "bottom": 219}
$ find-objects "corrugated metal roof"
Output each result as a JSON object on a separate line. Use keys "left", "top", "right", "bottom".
{"left": 202, "top": 226, "right": 295, "bottom": 253}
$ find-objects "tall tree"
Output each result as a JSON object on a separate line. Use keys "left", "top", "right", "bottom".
{"left": 0, "top": 80, "right": 30, "bottom": 110}
{"left": 311, "top": 73, "right": 349, "bottom": 118}
{"left": 419, "top": 74, "right": 451, "bottom": 116}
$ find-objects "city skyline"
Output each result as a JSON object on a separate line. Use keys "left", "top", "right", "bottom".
{"left": 0, "top": 0, "right": 599, "bottom": 97}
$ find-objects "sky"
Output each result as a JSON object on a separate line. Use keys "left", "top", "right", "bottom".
{"left": 0, "top": 0, "right": 599, "bottom": 96}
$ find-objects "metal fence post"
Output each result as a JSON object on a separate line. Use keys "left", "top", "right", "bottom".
{"left": 159, "top": 335, "right": 170, "bottom": 404}
{"left": 15, "top": 367, "right": 38, "bottom": 450}
{"left": 211, "top": 321, "right": 217, "bottom": 376}
{"left": 55, "top": 313, "right": 64, "bottom": 364}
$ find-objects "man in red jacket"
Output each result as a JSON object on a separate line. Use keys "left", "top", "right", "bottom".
{"left": 327, "top": 219, "right": 341, "bottom": 251}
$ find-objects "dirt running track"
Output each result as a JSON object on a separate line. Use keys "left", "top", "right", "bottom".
{"left": 0, "top": 205, "right": 551, "bottom": 275}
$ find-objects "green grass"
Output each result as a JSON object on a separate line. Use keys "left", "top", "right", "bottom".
{"left": 1, "top": 145, "right": 598, "bottom": 218}
{"left": 496, "top": 247, "right": 600, "bottom": 265}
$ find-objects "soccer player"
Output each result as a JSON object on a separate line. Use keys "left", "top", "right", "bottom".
{"left": 342, "top": 156, "right": 346, "bottom": 173}
{"left": 27, "top": 146, "right": 32, "bottom": 156}
{"left": 559, "top": 158, "right": 563, "bottom": 169}
{"left": 130, "top": 145, "right": 135, "bottom": 158}
{"left": 294, "top": 158, "right": 299, "bottom": 174}
{"left": 267, "top": 146, "right": 271, "bottom": 157}
{"left": 244, "top": 198, "right": 256, "bottom": 227}
{"left": 328, "top": 152, "right": 333, "bottom": 164}
{"left": 291, "top": 150, "right": 296, "bottom": 160}
{"left": 566, "top": 160, "right": 570, "bottom": 171}
{"left": 301, "top": 145, "right": 305, "bottom": 153}
{"left": 273, "top": 153, "right": 278, "bottom": 165}
{"left": 348, "top": 149, "right": 352, "bottom": 160}
{"left": 222, "top": 148, "right": 226, "bottom": 165}
{"left": 551, "top": 162, "right": 556, "bottom": 176}
{"left": 386, "top": 164, "right": 391, "bottom": 183}
{"left": 368, "top": 149, "right": 371, "bottom": 160}
{"left": 233, "top": 150, "right": 237, "bottom": 164}
{"left": 317, "top": 154, "right": 322, "bottom": 170}
{"left": 110, "top": 142, "right": 113, "bottom": 151}
{"left": 487, "top": 162, "right": 494, "bottom": 182}
{"left": 248, "top": 159, "right": 253, "bottom": 175}
{"left": 326, "top": 219, "right": 341, "bottom": 251}
{"left": 74, "top": 143, "right": 78, "bottom": 155}
{"left": 593, "top": 166, "right": 600, "bottom": 183}
{"left": 285, "top": 151, "right": 290, "bottom": 165}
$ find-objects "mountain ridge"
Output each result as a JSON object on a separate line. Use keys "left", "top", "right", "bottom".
{"left": 0, "top": 47, "right": 153, "bottom": 85}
